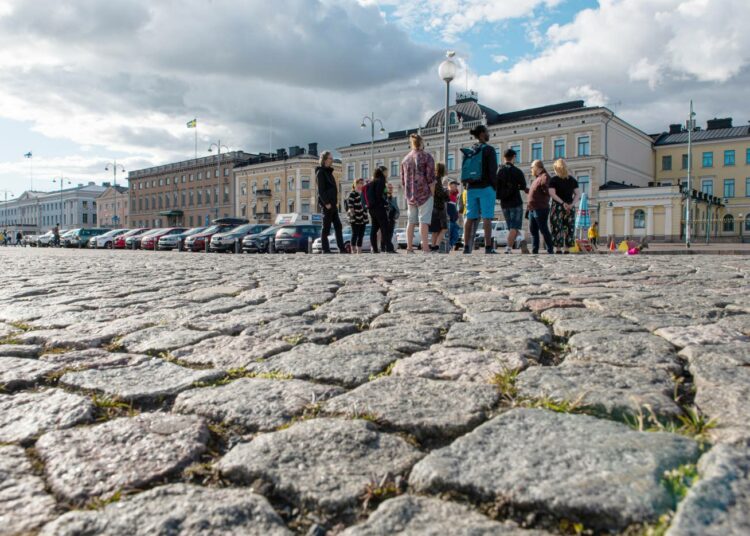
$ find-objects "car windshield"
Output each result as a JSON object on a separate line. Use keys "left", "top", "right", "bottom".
{"left": 201, "top": 225, "right": 223, "bottom": 234}
{"left": 99, "top": 229, "right": 119, "bottom": 238}
{"left": 258, "top": 226, "right": 282, "bottom": 237}
{"left": 228, "top": 224, "right": 255, "bottom": 234}
{"left": 142, "top": 229, "right": 162, "bottom": 236}
{"left": 182, "top": 227, "right": 206, "bottom": 236}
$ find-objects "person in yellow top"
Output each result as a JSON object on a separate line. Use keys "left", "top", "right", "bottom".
{"left": 588, "top": 221, "right": 599, "bottom": 249}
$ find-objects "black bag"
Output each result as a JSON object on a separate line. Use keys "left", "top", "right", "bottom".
{"left": 496, "top": 164, "right": 516, "bottom": 202}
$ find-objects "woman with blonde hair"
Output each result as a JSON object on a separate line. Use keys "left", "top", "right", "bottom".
{"left": 526, "top": 159, "right": 554, "bottom": 254}
{"left": 549, "top": 158, "right": 580, "bottom": 254}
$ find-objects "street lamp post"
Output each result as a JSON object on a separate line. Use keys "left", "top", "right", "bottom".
{"left": 740, "top": 213, "right": 744, "bottom": 244}
{"left": 360, "top": 113, "right": 385, "bottom": 179}
{"left": 208, "top": 140, "right": 229, "bottom": 224}
{"left": 438, "top": 51, "right": 457, "bottom": 171}
{"left": 685, "top": 100, "right": 696, "bottom": 248}
{"left": 52, "top": 177, "right": 71, "bottom": 230}
{"left": 105, "top": 160, "right": 126, "bottom": 227}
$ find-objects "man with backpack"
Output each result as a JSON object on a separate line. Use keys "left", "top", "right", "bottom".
{"left": 460, "top": 125, "right": 497, "bottom": 254}
{"left": 496, "top": 148, "right": 529, "bottom": 254}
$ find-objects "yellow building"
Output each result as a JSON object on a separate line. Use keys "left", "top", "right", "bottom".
{"left": 600, "top": 118, "right": 748, "bottom": 242}
{"left": 234, "top": 146, "right": 342, "bottom": 224}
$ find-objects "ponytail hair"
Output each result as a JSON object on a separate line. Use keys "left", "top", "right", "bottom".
{"left": 409, "top": 133, "right": 423, "bottom": 150}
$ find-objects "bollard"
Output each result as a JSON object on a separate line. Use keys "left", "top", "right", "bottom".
{"left": 178, "top": 239, "right": 183, "bottom": 252}
{"left": 205, "top": 239, "right": 210, "bottom": 253}
{"left": 235, "top": 239, "right": 242, "bottom": 254}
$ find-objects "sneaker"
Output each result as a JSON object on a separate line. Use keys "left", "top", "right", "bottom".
{"left": 485, "top": 248, "right": 498, "bottom": 254}
{"left": 504, "top": 247, "right": 512, "bottom": 254}
{"left": 463, "top": 246, "right": 472, "bottom": 255}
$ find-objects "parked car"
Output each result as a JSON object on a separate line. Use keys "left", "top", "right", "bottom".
{"left": 396, "top": 227, "right": 422, "bottom": 249}
{"left": 91, "top": 229, "right": 129, "bottom": 249}
{"left": 115, "top": 228, "right": 150, "bottom": 249}
{"left": 63, "top": 228, "right": 109, "bottom": 248}
{"left": 37, "top": 230, "right": 58, "bottom": 247}
{"left": 312, "top": 225, "right": 398, "bottom": 253}
{"left": 158, "top": 227, "right": 206, "bottom": 251}
{"left": 184, "top": 224, "right": 238, "bottom": 252}
{"left": 274, "top": 224, "right": 321, "bottom": 253}
{"left": 141, "top": 227, "right": 187, "bottom": 250}
{"left": 24, "top": 234, "right": 40, "bottom": 247}
{"left": 209, "top": 224, "right": 270, "bottom": 253}
{"left": 126, "top": 228, "right": 161, "bottom": 250}
{"left": 474, "top": 221, "right": 525, "bottom": 248}
{"left": 242, "top": 225, "right": 283, "bottom": 253}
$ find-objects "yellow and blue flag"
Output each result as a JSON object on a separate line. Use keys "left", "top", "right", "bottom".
{"left": 186, "top": 119, "right": 197, "bottom": 128}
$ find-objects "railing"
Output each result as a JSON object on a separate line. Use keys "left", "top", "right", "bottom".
{"left": 419, "top": 119, "right": 484, "bottom": 137}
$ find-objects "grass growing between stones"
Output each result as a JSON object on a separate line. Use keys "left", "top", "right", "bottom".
{"left": 489, "top": 367, "right": 520, "bottom": 399}
{"left": 625, "top": 405, "right": 716, "bottom": 444}
{"left": 91, "top": 394, "right": 137, "bottom": 421}
{"left": 359, "top": 473, "right": 405, "bottom": 511}
{"left": 368, "top": 361, "right": 396, "bottom": 381}
{"left": 84, "top": 490, "right": 122, "bottom": 510}
{"left": 490, "top": 367, "right": 592, "bottom": 415}
{"left": 275, "top": 402, "right": 322, "bottom": 431}
{"left": 8, "top": 321, "right": 32, "bottom": 331}
{"left": 103, "top": 337, "right": 124, "bottom": 352}
{"left": 0, "top": 335, "right": 22, "bottom": 345}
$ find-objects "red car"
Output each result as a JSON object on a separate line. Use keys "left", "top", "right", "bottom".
{"left": 140, "top": 227, "right": 187, "bottom": 250}
{"left": 114, "top": 228, "right": 150, "bottom": 249}
{"left": 184, "top": 224, "right": 238, "bottom": 252}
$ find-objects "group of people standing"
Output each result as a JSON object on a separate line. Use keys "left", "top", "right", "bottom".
{"left": 315, "top": 125, "right": 589, "bottom": 255}
{"left": 0, "top": 230, "right": 23, "bottom": 246}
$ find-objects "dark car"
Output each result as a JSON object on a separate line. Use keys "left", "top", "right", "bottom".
{"left": 127, "top": 228, "right": 162, "bottom": 250}
{"left": 141, "top": 227, "right": 187, "bottom": 250}
{"left": 209, "top": 224, "right": 270, "bottom": 253}
{"left": 184, "top": 224, "right": 237, "bottom": 252}
{"left": 274, "top": 224, "right": 321, "bottom": 253}
{"left": 63, "top": 228, "right": 109, "bottom": 248}
{"left": 242, "top": 225, "right": 283, "bottom": 253}
{"left": 157, "top": 227, "right": 206, "bottom": 251}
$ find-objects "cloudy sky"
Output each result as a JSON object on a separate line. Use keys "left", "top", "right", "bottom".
{"left": 1, "top": 0, "right": 748, "bottom": 197}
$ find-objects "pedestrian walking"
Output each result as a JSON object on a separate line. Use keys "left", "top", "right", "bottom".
{"left": 15, "top": 231, "right": 22, "bottom": 246}
{"left": 461, "top": 125, "right": 498, "bottom": 254}
{"left": 53, "top": 224, "right": 60, "bottom": 247}
{"left": 366, "top": 166, "right": 394, "bottom": 253}
{"left": 347, "top": 179, "right": 368, "bottom": 254}
{"left": 429, "top": 164, "right": 449, "bottom": 252}
{"left": 401, "top": 133, "right": 435, "bottom": 253}
{"left": 316, "top": 151, "right": 346, "bottom": 254}
{"left": 446, "top": 180, "right": 461, "bottom": 251}
{"left": 549, "top": 159, "right": 579, "bottom": 254}
{"left": 386, "top": 182, "right": 400, "bottom": 251}
{"left": 527, "top": 160, "right": 554, "bottom": 254}
{"left": 496, "top": 148, "right": 529, "bottom": 254}
{"left": 588, "top": 221, "right": 599, "bottom": 250}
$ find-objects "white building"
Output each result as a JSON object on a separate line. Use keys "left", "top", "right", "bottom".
{"left": 338, "top": 92, "right": 655, "bottom": 227}
{"left": 0, "top": 182, "right": 107, "bottom": 233}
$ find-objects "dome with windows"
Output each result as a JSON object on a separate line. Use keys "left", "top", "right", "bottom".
{"left": 425, "top": 90, "right": 501, "bottom": 129}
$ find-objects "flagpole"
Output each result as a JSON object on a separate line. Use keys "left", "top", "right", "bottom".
{"left": 195, "top": 119, "right": 198, "bottom": 160}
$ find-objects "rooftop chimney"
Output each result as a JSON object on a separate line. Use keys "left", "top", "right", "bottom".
{"left": 706, "top": 117, "right": 732, "bottom": 130}
{"left": 308, "top": 142, "right": 318, "bottom": 157}
{"left": 668, "top": 124, "right": 682, "bottom": 134}
{"left": 289, "top": 146, "right": 302, "bottom": 157}
{"left": 276, "top": 148, "right": 288, "bottom": 159}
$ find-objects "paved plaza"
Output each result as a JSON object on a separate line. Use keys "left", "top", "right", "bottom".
{"left": 1, "top": 248, "right": 749, "bottom": 535}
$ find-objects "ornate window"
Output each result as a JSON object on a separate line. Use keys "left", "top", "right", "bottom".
{"left": 633, "top": 209, "right": 646, "bottom": 229}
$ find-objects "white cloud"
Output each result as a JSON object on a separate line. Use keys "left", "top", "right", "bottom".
{"left": 473, "top": 0, "right": 750, "bottom": 133}
{"left": 491, "top": 54, "right": 509, "bottom": 64}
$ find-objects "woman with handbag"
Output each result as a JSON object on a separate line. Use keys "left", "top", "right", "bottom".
{"left": 527, "top": 160, "right": 554, "bottom": 254}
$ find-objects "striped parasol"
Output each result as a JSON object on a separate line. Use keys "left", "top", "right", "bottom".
{"left": 575, "top": 192, "right": 591, "bottom": 230}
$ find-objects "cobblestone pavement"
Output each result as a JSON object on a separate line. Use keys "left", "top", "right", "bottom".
{"left": 1, "top": 248, "right": 749, "bottom": 535}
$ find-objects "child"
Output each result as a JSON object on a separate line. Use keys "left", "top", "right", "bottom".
{"left": 588, "top": 222, "right": 599, "bottom": 250}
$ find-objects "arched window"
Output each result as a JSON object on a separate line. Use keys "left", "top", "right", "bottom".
{"left": 263, "top": 178, "right": 270, "bottom": 189}
{"left": 633, "top": 209, "right": 646, "bottom": 229}
{"left": 745, "top": 218, "right": 750, "bottom": 232}
{"left": 240, "top": 205, "right": 247, "bottom": 217}
{"left": 723, "top": 214, "right": 734, "bottom": 232}
{"left": 275, "top": 202, "right": 281, "bottom": 214}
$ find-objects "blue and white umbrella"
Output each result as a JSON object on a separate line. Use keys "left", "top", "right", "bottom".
{"left": 575, "top": 192, "right": 591, "bottom": 231}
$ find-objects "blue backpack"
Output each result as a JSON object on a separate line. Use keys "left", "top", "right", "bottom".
{"left": 460, "top": 143, "right": 486, "bottom": 182}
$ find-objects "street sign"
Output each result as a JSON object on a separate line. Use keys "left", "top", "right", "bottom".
{"left": 112, "top": 216, "right": 120, "bottom": 224}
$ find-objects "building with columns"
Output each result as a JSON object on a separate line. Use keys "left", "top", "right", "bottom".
{"left": 337, "top": 91, "right": 655, "bottom": 228}
{"left": 234, "top": 144, "right": 342, "bottom": 223}
{"left": 96, "top": 184, "right": 129, "bottom": 228}
{"left": 0, "top": 182, "right": 106, "bottom": 234}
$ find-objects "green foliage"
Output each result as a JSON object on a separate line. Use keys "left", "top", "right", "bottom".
{"left": 368, "top": 361, "right": 396, "bottom": 381}
{"left": 8, "top": 321, "right": 32, "bottom": 331}
{"left": 91, "top": 394, "right": 137, "bottom": 420}
{"left": 283, "top": 334, "right": 304, "bottom": 346}
{"left": 104, "top": 338, "right": 124, "bottom": 352}
{"left": 489, "top": 367, "right": 520, "bottom": 399}
{"left": 0, "top": 336, "right": 22, "bottom": 345}
{"left": 360, "top": 474, "right": 403, "bottom": 510}
{"left": 524, "top": 394, "right": 588, "bottom": 414}
{"left": 559, "top": 519, "right": 586, "bottom": 535}
{"left": 625, "top": 405, "right": 716, "bottom": 444}
{"left": 85, "top": 490, "right": 122, "bottom": 510}
{"left": 663, "top": 463, "right": 699, "bottom": 503}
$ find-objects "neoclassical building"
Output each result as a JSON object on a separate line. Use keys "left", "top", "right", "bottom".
{"left": 337, "top": 91, "right": 655, "bottom": 228}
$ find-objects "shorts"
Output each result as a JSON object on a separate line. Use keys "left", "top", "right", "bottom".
{"left": 429, "top": 207, "right": 448, "bottom": 233}
{"left": 407, "top": 197, "right": 434, "bottom": 225}
{"left": 502, "top": 206, "right": 524, "bottom": 230}
{"left": 465, "top": 186, "right": 496, "bottom": 220}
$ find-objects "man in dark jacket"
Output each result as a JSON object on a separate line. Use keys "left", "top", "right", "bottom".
{"left": 316, "top": 151, "right": 346, "bottom": 253}
{"left": 496, "top": 148, "right": 529, "bottom": 253}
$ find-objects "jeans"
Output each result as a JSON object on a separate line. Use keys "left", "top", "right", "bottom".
{"left": 449, "top": 220, "right": 461, "bottom": 248}
{"left": 529, "top": 208, "right": 554, "bottom": 254}
{"left": 350, "top": 223, "right": 366, "bottom": 248}
{"left": 321, "top": 206, "right": 345, "bottom": 253}
{"left": 369, "top": 207, "right": 392, "bottom": 252}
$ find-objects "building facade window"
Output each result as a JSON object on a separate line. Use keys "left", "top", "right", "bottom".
{"left": 577, "top": 136, "right": 590, "bottom": 157}
{"left": 723, "top": 214, "right": 734, "bottom": 232}
{"left": 447, "top": 153, "right": 455, "bottom": 171}
{"left": 301, "top": 177, "right": 310, "bottom": 189}
{"left": 361, "top": 163, "right": 369, "bottom": 180}
{"left": 197, "top": 190, "right": 202, "bottom": 205}
{"left": 241, "top": 183, "right": 247, "bottom": 196}
{"left": 577, "top": 175, "right": 590, "bottom": 195}
{"left": 633, "top": 209, "right": 646, "bottom": 229}
{"left": 745, "top": 178, "right": 750, "bottom": 197}
{"left": 224, "top": 185, "right": 230, "bottom": 202}
{"left": 189, "top": 191, "right": 194, "bottom": 206}
{"left": 702, "top": 152, "right": 713, "bottom": 168}
{"left": 510, "top": 145, "right": 521, "bottom": 163}
{"left": 301, "top": 202, "right": 310, "bottom": 214}
{"left": 662, "top": 155, "right": 672, "bottom": 171}
{"left": 724, "top": 179, "right": 735, "bottom": 198}
{"left": 531, "top": 142, "right": 542, "bottom": 161}
{"left": 724, "top": 150, "right": 735, "bottom": 166}
{"left": 287, "top": 178, "right": 294, "bottom": 191}
{"left": 682, "top": 154, "right": 689, "bottom": 169}
{"left": 224, "top": 168, "right": 230, "bottom": 177}
{"left": 347, "top": 165, "right": 355, "bottom": 180}
{"left": 390, "top": 160, "right": 399, "bottom": 178}
{"left": 159, "top": 179, "right": 163, "bottom": 186}
{"left": 82, "top": 213, "right": 88, "bottom": 224}
{"left": 746, "top": 148, "right": 750, "bottom": 164}
{"left": 701, "top": 179, "right": 713, "bottom": 196}
{"left": 554, "top": 139, "right": 566, "bottom": 159}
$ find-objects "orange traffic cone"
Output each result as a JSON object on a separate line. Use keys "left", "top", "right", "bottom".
{"left": 609, "top": 238, "right": 616, "bottom": 252}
